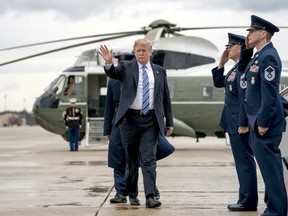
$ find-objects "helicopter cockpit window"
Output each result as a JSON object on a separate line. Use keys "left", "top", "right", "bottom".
{"left": 151, "top": 50, "right": 215, "bottom": 69}
{"left": 53, "top": 76, "right": 65, "bottom": 95}
{"left": 64, "top": 76, "right": 84, "bottom": 96}
{"left": 39, "top": 75, "right": 65, "bottom": 108}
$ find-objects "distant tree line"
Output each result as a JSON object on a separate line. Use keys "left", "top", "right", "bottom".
{"left": 0, "top": 111, "right": 37, "bottom": 127}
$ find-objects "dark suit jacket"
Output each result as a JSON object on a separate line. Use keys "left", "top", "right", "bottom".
{"left": 104, "top": 59, "right": 173, "bottom": 136}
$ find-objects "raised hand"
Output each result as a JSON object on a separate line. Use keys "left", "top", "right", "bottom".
{"left": 218, "top": 48, "right": 229, "bottom": 68}
{"left": 99, "top": 45, "right": 113, "bottom": 64}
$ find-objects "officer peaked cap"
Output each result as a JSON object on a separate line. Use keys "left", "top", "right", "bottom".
{"left": 247, "top": 15, "right": 279, "bottom": 36}
{"left": 114, "top": 53, "right": 135, "bottom": 62}
{"left": 226, "top": 33, "right": 246, "bottom": 46}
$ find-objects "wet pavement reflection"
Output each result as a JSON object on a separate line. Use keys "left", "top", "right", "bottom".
{"left": 1, "top": 126, "right": 284, "bottom": 216}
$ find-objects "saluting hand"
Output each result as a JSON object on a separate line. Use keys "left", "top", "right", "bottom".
{"left": 218, "top": 48, "right": 229, "bottom": 68}
{"left": 99, "top": 45, "right": 113, "bottom": 64}
{"left": 245, "top": 38, "right": 254, "bottom": 50}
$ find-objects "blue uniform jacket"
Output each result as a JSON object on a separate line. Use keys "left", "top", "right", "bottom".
{"left": 103, "top": 79, "right": 120, "bottom": 136}
{"left": 212, "top": 63, "right": 248, "bottom": 134}
{"left": 239, "top": 42, "right": 286, "bottom": 136}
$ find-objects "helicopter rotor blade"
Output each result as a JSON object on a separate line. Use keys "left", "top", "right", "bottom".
{"left": 175, "top": 26, "right": 288, "bottom": 32}
{"left": 0, "top": 30, "right": 147, "bottom": 52}
{"left": 176, "top": 26, "right": 249, "bottom": 31}
{"left": 0, "top": 33, "right": 139, "bottom": 67}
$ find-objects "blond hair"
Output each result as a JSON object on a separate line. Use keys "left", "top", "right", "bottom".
{"left": 133, "top": 39, "right": 152, "bottom": 51}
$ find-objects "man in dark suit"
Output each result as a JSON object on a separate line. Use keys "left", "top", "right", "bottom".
{"left": 212, "top": 33, "right": 258, "bottom": 212}
{"left": 99, "top": 39, "right": 173, "bottom": 208}
{"left": 239, "top": 15, "right": 287, "bottom": 216}
{"left": 103, "top": 53, "right": 175, "bottom": 204}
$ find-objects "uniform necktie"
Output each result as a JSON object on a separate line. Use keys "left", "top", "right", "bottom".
{"left": 142, "top": 65, "right": 149, "bottom": 115}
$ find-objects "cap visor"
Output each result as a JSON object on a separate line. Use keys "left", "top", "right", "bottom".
{"left": 246, "top": 27, "right": 255, "bottom": 31}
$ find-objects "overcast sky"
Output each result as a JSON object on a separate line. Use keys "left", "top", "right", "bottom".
{"left": 0, "top": 0, "right": 287, "bottom": 112}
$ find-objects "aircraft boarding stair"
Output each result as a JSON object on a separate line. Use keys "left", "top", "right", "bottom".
{"left": 85, "top": 117, "right": 107, "bottom": 147}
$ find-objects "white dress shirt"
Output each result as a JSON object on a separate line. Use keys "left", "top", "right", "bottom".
{"left": 130, "top": 62, "right": 154, "bottom": 110}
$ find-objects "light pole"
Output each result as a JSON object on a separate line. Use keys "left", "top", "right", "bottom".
{"left": 23, "top": 98, "right": 26, "bottom": 125}
{"left": 4, "top": 94, "right": 7, "bottom": 111}
{"left": 23, "top": 98, "right": 26, "bottom": 110}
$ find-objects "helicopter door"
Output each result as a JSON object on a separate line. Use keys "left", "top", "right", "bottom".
{"left": 85, "top": 74, "right": 107, "bottom": 147}
{"left": 87, "top": 74, "right": 107, "bottom": 117}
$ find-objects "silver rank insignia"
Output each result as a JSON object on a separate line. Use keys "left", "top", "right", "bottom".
{"left": 240, "top": 73, "right": 247, "bottom": 89}
{"left": 265, "top": 66, "right": 275, "bottom": 81}
{"left": 251, "top": 77, "right": 255, "bottom": 85}
{"left": 229, "top": 85, "right": 232, "bottom": 91}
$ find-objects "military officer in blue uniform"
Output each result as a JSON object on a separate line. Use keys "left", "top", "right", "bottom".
{"left": 212, "top": 33, "right": 258, "bottom": 212}
{"left": 104, "top": 53, "right": 175, "bottom": 204}
{"left": 63, "top": 98, "right": 83, "bottom": 151}
{"left": 239, "top": 15, "right": 287, "bottom": 216}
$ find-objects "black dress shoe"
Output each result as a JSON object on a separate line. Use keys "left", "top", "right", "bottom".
{"left": 110, "top": 194, "right": 127, "bottom": 203}
{"left": 155, "top": 186, "right": 160, "bottom": 200}
{"left": 227, "top": 204, "right": 257, "bottom": 211}
{"left": 146, "top": 197, "right": 162, "bottom": 208}
{"left": 129, "top": 197, "right": 140, "bottom": 205}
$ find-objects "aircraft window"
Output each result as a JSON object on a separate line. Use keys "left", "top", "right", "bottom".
{"left": 151, "top": 50, "right": 215, "bottom": 69}
{"left": 53, "top": 76, "right": 65, "bottom": 95}
{"left": 38, "top": 76, "right": 65, "bottom": 108}
{"left": 203, "top": 86, "right": 213, "bottom": 99}
{"left": 64, "top": 76, "right": 84, "bottom": 96}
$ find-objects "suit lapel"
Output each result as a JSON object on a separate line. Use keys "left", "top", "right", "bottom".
{"left": 131, "top": 60, "right": 139, "bottom": 88}
{"left": 151, "top": 64, "right": 160, "bottom": 97}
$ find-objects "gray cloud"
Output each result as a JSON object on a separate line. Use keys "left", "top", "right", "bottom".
{"left": 0, "top": 0, "right": 287, "bottom": 20}
{"left": 171, "top": 0, "right": 288, "bottom": 12}
{"left": 239, "top": 0, "right": 288, "bottom": 11}
{"left": 0, "top": 0, "right": 121, "bottom": 19}
{"left": 0, "top": 0, "right": 288, "bottom": 18}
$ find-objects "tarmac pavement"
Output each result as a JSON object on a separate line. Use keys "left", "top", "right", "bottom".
{"left": 0, "top": 126, "right": 286, "bottom": 216}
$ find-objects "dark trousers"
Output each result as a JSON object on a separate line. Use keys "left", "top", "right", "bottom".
{"left": 250, "top": 130, "right": 287, "bottom": 216}
{"left": 114, "top": 168, "right": 128, "bottom": 196}
{"left": 68, "top": 127, "right": 79, "bottom": 151}
{"left": 229, "top": 133, "right": 258, "bottom": 208}
{"left": 119, "top": 110, "right": 159, "bottom": 199}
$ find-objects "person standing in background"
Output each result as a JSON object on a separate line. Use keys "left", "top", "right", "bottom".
{"left": 63, "top": 98, "right": 83, "bottom": 151}
{"left": 239, "top": 15, "right": 287, "bottom": 216}
{"left": 212, "top": 33, "right": 258, "bottom": 212}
